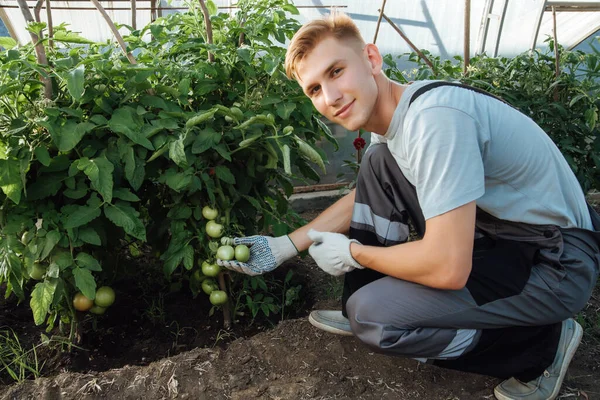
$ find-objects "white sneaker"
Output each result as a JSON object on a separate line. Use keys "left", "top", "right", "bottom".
{"left": 308, "top": 310, "right": 353, "bottom": 336}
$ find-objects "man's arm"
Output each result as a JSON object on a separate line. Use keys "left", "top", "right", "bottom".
{"left": 289, "top": 190, "right": 355, "bottom": 252}
{"left": 350, "top": 201, "right": 476, "bottom": 290}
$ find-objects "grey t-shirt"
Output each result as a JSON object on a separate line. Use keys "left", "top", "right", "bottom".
{"left": 370, "top": 80, "right": 592, "bottom": 229}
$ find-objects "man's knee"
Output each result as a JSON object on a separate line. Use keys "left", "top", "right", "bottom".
{"left": 346, "top": 288, "right": 404, "bottom": 351}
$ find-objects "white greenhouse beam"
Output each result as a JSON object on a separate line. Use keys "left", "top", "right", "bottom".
{"left": 530, "top": 1, "right": 548, "bottom": 52}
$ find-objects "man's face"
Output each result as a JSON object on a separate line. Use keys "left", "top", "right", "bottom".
{"left": 296, "top": 37, "right": 378, "bottom": 132}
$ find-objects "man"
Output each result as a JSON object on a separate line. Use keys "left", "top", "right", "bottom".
{"left": 217, "top": 12, "right": 600, "bottom": 400}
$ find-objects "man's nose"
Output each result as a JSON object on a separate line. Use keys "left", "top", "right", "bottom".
{"left": 323, "top": 84, "right": 341, "bottom": 107}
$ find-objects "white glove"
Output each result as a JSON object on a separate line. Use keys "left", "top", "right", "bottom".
{"left": 307, "top": 229, "right": 364, "bottom": 276}
{"left": 217, "top": 235, "right": 298, "bottom": 276}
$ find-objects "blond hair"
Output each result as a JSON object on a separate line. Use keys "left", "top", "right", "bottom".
{"left": 285, "top": 12, "right": 365, "bottom": 80}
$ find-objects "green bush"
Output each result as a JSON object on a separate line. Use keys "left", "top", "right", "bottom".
{"left": 0, "top": 0, "right": 334, "bottom": 331}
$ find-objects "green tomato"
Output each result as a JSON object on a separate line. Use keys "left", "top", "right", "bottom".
{"left": 201, "top": 279, "right": 218, "bottom": 295}
{"left": 191, "top": 269, "right": 207, "bottom": 283}
{"left": 201, "top": 261, "right": 221, "bottom": 277}
{"left": 234, "top": 245, "right": 250, "bottom": 262}
{"left": 21, "top": 230, "right": 34, "bottom": 245}
{"left": 29, "top": 262, "right": 46, "bottom": 280}
{"left": 202, "top": 206, "right": 219, "bottom": 220}
{"left": 216, "top": 245, "right": 235, "bottom": 261}
{"left": 90, "top": 305, "right": 106, "bottom": 315}
{"left": 94, "top": 286, "right": 116, "bottom": 308}
{"left": 209, "top": 290, "right": 228, "bottom": 306}
{"left": 206, "top": 220, "right": 224, "bottom": 239}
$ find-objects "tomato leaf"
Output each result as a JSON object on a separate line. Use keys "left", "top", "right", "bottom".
{"left": 75, "top": 252, "right": 102, "bottom": 271}
{"left": 0, "top": 158, "right": 23, "bottom": 204}
{"left": 108, "top": 107, "right": 155, "bottom": 150}
{"left": 191, "top": 128, "right": 221, "bottom": 154}
{"left": 63, "top": 195, "right": 102, "bottom": 229}
{"left": 169, "top": 136, "right": 187, "bottom": 167}
{"left": 34, "top": 146, "right": 52, "bottom": 167}
{"left": 103, "top": 201, "right": 147, "bottom": 241}
{"left": 40, "top": 230, "right": 61, "bottom": 261}
{"left": 113, "top": 188, "right": 140, "bottom": 202}
{"left": 66, "top": 65, "right": 85, "bottom": 102}
{"left": 182, "top": 245, "right": 194, "bottom": 270}
{"left": 0, "top": 37, "right": 17, "bottom": 49}
{"left": 30, "top": 280, "right": 57, "bottom": 326}
{"left": 77, "top": 155, "right": 114, "bottom": 203}
{"left": 215, "top": 166, "right": 236, "bottom": 184}
{"left": 73, "top": 268, "right": 96, "bottom": 299}
{"left": 26, "top": 174, "right": 62, "bottom": 201}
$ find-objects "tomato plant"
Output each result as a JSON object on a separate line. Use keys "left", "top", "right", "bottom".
{"left": 0, "top": 0, "right": 335, "bottom": 332}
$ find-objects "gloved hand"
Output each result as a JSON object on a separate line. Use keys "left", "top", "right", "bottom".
{"left": 307, "top": 229, "right": 364, "bottom": 276}
{"left": 216, "top": 235, "right": 298, "bottom": 276}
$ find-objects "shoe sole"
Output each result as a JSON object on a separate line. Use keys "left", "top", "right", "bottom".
{"left": 547, "top": 320, "right": 583, "bottom": 400}
{"left": 308, "top": 313, "right": 354, "bottom": 336}
{"left": 493, "top": 320, "right": 583, "bottom": 400}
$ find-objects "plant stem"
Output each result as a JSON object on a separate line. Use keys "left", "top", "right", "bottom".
{"left": 217, "top": 272, "right": 231, "bottom": 328}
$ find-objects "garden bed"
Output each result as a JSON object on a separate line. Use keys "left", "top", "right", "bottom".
{"left": 1, "top": 210, "right": 599, "bottom": 399}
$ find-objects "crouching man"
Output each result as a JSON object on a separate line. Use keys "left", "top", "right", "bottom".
{"left": 218, "top": 12, "right": 600, "bottom": 400}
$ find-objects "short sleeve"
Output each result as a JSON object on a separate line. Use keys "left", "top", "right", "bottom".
{"left": 405, "top": 107, "right": 486, "bottom": 219}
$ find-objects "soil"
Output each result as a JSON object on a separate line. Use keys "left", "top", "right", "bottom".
{"left": 1, "top": 210, "right": 599, "bottom": 400}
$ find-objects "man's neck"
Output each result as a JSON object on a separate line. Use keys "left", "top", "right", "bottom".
{"left": 363, "top": 77, "right": 408, "bottom": 135}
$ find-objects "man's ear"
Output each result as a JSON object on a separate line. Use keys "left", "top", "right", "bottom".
{"left": 364, "top": 43, "right": 383, "bottom": 76}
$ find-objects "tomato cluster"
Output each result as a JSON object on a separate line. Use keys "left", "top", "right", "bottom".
{"left": 72, "top": 286, "right": 116, "bottom": 315}
{"left": 192, "top": 205, "right": 254, "bottom": 306}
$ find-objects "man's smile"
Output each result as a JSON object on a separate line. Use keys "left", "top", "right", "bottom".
{"left": 334, "top": 99, "right": 355, "bottom": 118}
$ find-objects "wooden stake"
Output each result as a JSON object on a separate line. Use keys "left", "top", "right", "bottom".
{"left": 552, "top": 6, "right": 560, "bottom": 101}
{"left": 45, "top": 0, "right": 53, "bottom": 48}
{"left": 373, "top": 0, "right": 387, "bottom": 44}
{"left": 381, "top": 13, "right": 433, "bottom": 70}
{"left": 90, "top": 0, "right": 137, "bottom": 64}
{"left": 198, "top": 0, "right": 214, "bottom": 63}
{"left": 464, "top": 0, "right": 470, "bottom": 75}
{"left": 16, "top": 0, "right": 52, "bottom": 99}
{"left": 131, "top": 0, "right": 137, "bottom": 30}
{"left": 33, "top": 0, "right": 43, "bottom": 23}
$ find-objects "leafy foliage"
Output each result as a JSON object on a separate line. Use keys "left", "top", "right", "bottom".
{"left": 384, "top": 38, "right": 600, "bottom": 192}
{"left": 0, "top": 0, "right": 333, "bottom": 328}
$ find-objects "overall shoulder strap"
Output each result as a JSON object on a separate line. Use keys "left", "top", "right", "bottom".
{"left": 408, "top": 81, "right": 513, "bottom": 109}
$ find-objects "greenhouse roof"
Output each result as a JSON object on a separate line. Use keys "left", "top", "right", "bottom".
{"left": 0, "top": 0, "right": 599, "bottom": 58}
